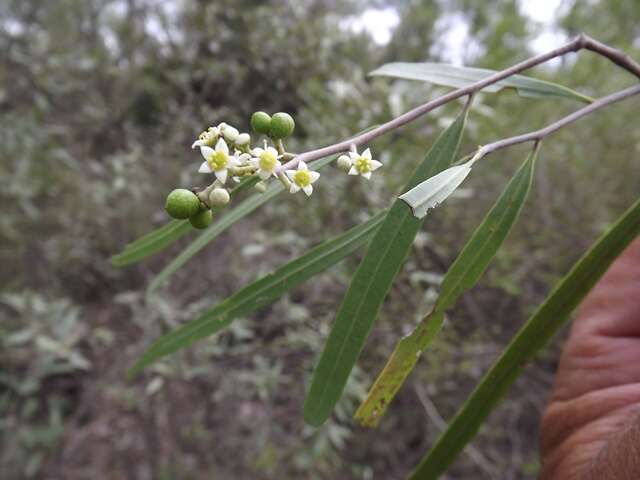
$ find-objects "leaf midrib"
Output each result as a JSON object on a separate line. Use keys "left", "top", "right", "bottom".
{"left": 436, "top": 161, "right": 531, "bottom": 311}
{"left": 308, "top": 207, "right": 413, "bottom": 419}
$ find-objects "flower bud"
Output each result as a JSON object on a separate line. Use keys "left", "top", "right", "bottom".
{"left": 209, "top": 187, "right": 230, "bottom": 207}
{"left": 250, "top": 111, "right": 271, "bottom": 134}
{"left": 189, "top": 209, "right": 213, "bottom": 229}
{"left": 254, "top": 181, "right": 268, "bottom": 193}
{"left": 337, "top": 155, "right": 352, "bottom": 172}
{"left": 165, "top": 189, "right": 200, "bottom": 219}
{"left": 236, "top": 133, "right": 251, "bottom": 145}
{"left": 223, "top": 126, "right": 239, "bottom": 142}
{"left": 269, "top": 112, "right": 295, "bottom": 139}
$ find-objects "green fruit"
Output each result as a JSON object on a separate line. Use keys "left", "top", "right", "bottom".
{"left": 189, "top": 209, "right": 213, "bottom": 229}
{"left": 269, "top": 112, "right": 295, "bottom": 139}
{"left": 165, "top": 189, "right": 200, "bottom": 219}
{"left": 250, "top": 111, "right": 272, "bottom": 134}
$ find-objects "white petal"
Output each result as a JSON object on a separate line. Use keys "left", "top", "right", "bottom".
{"left": 303, "top": 185, "right": 313, "bottom": 196}
{"left": 298, "top": 161, "right": 307, "bottom": 171}
{"left": 250, "top": 158, "right": 260, "bottom": 169}
{"left": 370, "top": 160, "right": 383, "bottom": 171}
{"left": 362, "top": 171, "right": 372, "bottom": 180}
{"left": 348, "top": 151, "right": 359, "bottom": 161}
{"left": 348, "top": 166, "right": 358, "bottom": 176}
{"left": 215, "top": 138, "right": 228, "bottom": 154}
{"left": 227, "top": 155, "right": 239, "bottom": 167}
{"left": 192, "top": 139, "right": 205, "bottom": 149}
{"left": 259, "top": 170, "right": 271, "bottom": 180}
{"left": 290, "top": 184, "right": 300, "bottom": 194}
{"left": 285, "top": 170, "right": 296, "bottom": 181}
{"left": 251, "top": 147, "right": 264, "bottom": 156}
{"left": 237, "top": 153, "right": 251, "bottom": 163}
{"left": 362, "top": 148, "right": 372, "bottom": 159}
{"left": 200, "top": 146, "right": 215, "bottom": 160}
{"left": 273, "top": 159, "right": 282, "bottom": 170}
{"left": 199, "top": 161, "right": 212, "bottom": 173}
{"left": 309, "top": 171, "right": 320, "bottom": 183}
{"left": 267, "top": 147, "right": 279, "bottom": 157}
{"left": 215, "top": 169, "right": 228, "bottom": 184}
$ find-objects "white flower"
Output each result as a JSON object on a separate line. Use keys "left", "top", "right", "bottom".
{"left": 250, "top": 147, "right": 281, "bottom": 180}
{"left": 347, "top": 148, "right": 382, "bottom": 179}
{"left": 198, "top": 138, "right": 238, "bottom": 184}
{"left": 285, "top": 161, "right": 320, "bottom": 196}
{"left": 236, "top": 152, "right": 251, "bottom": 166}
{"left": 191, "top": 127, "right": 220, "bottom": 149}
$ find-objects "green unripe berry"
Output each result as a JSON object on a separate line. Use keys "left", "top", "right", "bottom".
{"left": 189, "top": 209, "right": 213, "bottom": 229}
{"left": 209, "top": 187, "right": 230, "bottom": 207}
{"left": 165, "top": 189, "right": 200, "bottom": 219}
{"left": 269, "top": 112, "right": 295, "bottom": 139}
{"left": 250, "top": 111, "right": 272, "bottom": 134}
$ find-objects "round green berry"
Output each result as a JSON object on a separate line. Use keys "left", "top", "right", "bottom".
{"left": 269, "top": 112, "right": 295, "bottom": 139}
{"left": 189, "top": 209, "right": 213, "bottom": 229}
{"left": 250, "top": 111, "right": 272, "bottom": 134}
{"left": 165, "top": 189, "right": 200, "bottom": 219}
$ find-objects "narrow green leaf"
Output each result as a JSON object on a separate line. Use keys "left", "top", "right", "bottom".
{"left": 410, "top": 197, "right": 640, "bottom": 480}
{"left": 303, "top": 107, "right": 469, "bottom": 427}
{"left": 122, "top": 219, "right": 184, "bottom": 251}
{"left": 111, "top": 220, "right": 192, "bottom": 267}
{"left": 146, "top": 156, "right": 336, "bottom": 294}
{"left": 129, "top": 211, "right": 387, "bottom": 377}
{"left": 355, "top": 148, "right": 538, "bottom": 426}
{"left": 436, "top": 147, "right": 537, "bottom": 309}
{"left": 370, "top": 62, "right": 594, "bottom": 104}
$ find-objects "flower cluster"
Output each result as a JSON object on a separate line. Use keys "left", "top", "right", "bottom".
{"left": 165, "top": 111, "right": 383, "bottom": 229}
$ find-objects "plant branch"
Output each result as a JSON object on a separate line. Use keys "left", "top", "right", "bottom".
{"left": 477, "top": 84, "right": 640, "bottom": 158}
{"left": 277, "top": 34, "right": 640, "bottom": 173}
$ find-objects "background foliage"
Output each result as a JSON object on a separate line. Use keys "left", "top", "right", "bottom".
{"left": 1, "top": 0, "right": 639, "bottom": 478}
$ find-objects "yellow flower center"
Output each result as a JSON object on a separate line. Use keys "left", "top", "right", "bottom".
{"left": 293, "top": 169, "right": 311, "bottom": 187}
{"left": 354, "top": 156, "right": 371, "bottom": 173}
{"left": 208, "top": 150, "right": 228, "bottom": 171}
{"left": 259, "top": 151, "right": 277, "bottom": 171}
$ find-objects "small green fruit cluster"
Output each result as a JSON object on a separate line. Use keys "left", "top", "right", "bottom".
{"left": 250, "top": 111, "right": 295, "bottom": 139}
{"left": 165, "top": 188, "right": 212, "bottom": 229}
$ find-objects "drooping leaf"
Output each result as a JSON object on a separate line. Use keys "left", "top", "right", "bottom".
{"left": 303, "top": 106, "right": 469, "bottom": 427}
{"left": 399, "top": 158, "right": 475, "bottom": 219}
{"left": 111, "top": 220, "right": 192, "bottom": 267}
{"left": 146, "top": 155, "right": 336, "bottom": 294}
{"left": 410, "top": 197, "right": 640, "bottom": 480}
{"left": 436, "top": 147, "right": 537, "bottom": 309}
{"left": 369, "top": 62, "right": 594, "bottom": 104}
{"left": 355, "top": 147, "right": 538, "bottom": 426}
{"left": 111, "top": 176, "right": 260, "bottom": 268}
{"left": 129, "top": 211, "right": 387, "bottom": 377}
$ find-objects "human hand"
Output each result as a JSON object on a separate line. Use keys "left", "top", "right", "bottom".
{"left": 540, "top": 238, "right": 640, "bottom": 479}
